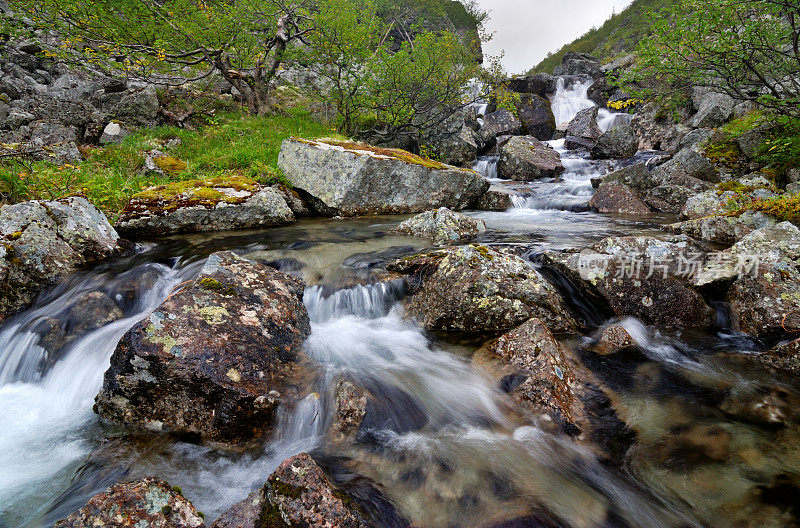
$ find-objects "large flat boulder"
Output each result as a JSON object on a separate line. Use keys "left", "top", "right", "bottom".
{"left": 669, "top": 211, "right": 776, "bottom": 246}
{"left": 397, "top": 245, "right": 576, "bottom": 333}
{"left": 94, "top": 251, "right": 315, "bottom": 443}
{"left": 54, "top": 477, "right": 205, "bottom": 528}
{"left": 497, "top": 136, "right": 565, "bottom": 181}
{"left": 116, "top": 177, "right": 295, "bottom": 237}
{"left": 0, "top": 196, "right": 120, "bottom": 317}
{"left": 652, "top": 147, "right": 720, "bottom": 186}
{"left": 278, "top": 138, "right": 488, "bottom": 216}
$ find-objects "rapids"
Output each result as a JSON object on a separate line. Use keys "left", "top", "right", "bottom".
{"left": 2, "top": 80, "right": 800, "bottom": 528}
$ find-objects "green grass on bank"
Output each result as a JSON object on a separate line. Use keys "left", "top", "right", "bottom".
{"left": 0, "top": 109, "right": 341, "bottom": 221}
{"left": 529, "top": 0, "right": 676, "bottom": 74}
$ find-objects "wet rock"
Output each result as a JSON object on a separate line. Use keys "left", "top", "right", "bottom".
{"left": 692, "top": 92, "right": 734, "bottom": 128}
{"left": 755, "top": 338, "right": 800, "bottom": 375}
{"left": 211, "top": 490, "right": 265, "bottom": 528}
{"left": 589, "top": 181, "right": 651, "bottom": 215}
{"left": 586, "top": 78, "right": 612, "bottom": 106}
{"left": 391, "top": 208, "right": 486, "bottom": 245}
{"left": 473, "top": 185, "right": 515, "bottom": 211}
{"left": 403, "top": 245, "right": 576, "bottom": 333}
{"left": 566, "top": 107, "right": 602, "bottom": 142}
{"left": 53, "top": 477, "right": 205, "bottom": 528}
{"left": 262, "top": 453, "right": 372, "bottom": 528}
{"left": 116, "top": 179, "right": 295, "bottom": 237}
{"left": 0, "top": 197, "right": 120, "bottom": 317}
{"left": 554, "top": 52, "right": 603, "bottom": 78}
{"left": 719, "top": 386, "right": 797, "bottom": 426}
{"left": 564, "top": 135, "right": 595, "bottom": 151}
{"left": 593, "top": 324, "right": 636, "bottom": 355}
{"left": 590, "top": 125, "right": 639, "bottom": 160}
{"left": 541, "top": 236, "right": 716, "bottom": 328}
{"left": 278, "top": 138, "right": 487, "bottom": 216}
{"left": 516, "top": 93, "right": 556, "bottom": 141}
{"left": 342, "top": 246, "right": 417, "bottom": 271}
{"left": 669, "top": 211, "right": 776, "bottom": 247}
{"left": 478, "top": 109, "right": 523, "bottom": 146}
{"left": 94, "top": 251, "right": 315, "bottom": 444}
{"left": 497, "top": 136, "right": 565, "bottom": 181}
{"left": 330, "top": 379, "right": 368, "bottom": 440}
{"left": 492, "top": 318, "right": 587, "bottom": 432}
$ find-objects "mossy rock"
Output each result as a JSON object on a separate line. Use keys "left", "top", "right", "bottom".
{"left": 153, "top": 156, "right": 188, "bottom": 175}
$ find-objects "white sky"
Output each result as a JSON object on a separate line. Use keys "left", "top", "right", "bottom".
{"left": 475, "top": 0, "right": 635, "bottom": 75}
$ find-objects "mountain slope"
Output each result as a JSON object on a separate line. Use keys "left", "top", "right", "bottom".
{"left": 529, "top": 0, "right": 678, "bottom": 74}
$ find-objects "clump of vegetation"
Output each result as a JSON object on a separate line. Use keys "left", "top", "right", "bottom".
{"left": 0, "top": 109, "right": 340, "bottom": 219}
{"left": 702, "top": 140, "right": 748, "bottom": 175}
{"left": 724, "top": 193, "right": 800, "bottom": 226}
{"left": 315, "top": 139, "right": 460, "bottom": 171}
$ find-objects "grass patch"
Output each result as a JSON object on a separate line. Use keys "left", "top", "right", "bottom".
{"left": 0, "top": 108, "right": 341, "bottom": 221}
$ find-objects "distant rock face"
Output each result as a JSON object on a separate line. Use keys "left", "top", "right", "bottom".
{"left": 554, "top": 52, "right": 603, "bottom": 78}
{"left": 278, "top": 138, "right": 488, "bottom": 216}
{"left": 589, "top": 181, "right": 651, "bottom": 215}
{"left": 94, "top": 251, "right": 315, "bottom": 443}
{"left": 590, "top": 125, "right": 639, "bottom": 159}
{"left": 542, "top": 236, "right": 716, "bottom": 328}
{"left": 402, "top": 245, "right": 577, "bottom": 333}
{"left": 0, "top": 197, "right": 120, "bottom": 317}
{"left": 54, "top": 477, "right": 205, "bottom": 528}
{"left": 391, "top": 208, "right": 486, "bottom": 245}
{"left": 116, "top": 178, "right": 296, "bottom": 237}
{"left": 497, "top": 136, "right": 565, "bottom": 181}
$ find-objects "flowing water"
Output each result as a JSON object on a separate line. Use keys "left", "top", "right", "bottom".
{"left": 2, "top": 81, "right": 800, "bottom": 528}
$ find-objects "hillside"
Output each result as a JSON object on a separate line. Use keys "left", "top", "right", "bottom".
{"left": 529, "top": 0, "right": 677, "bottom": 74}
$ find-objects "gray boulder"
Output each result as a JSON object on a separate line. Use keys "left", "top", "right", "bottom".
{"left": 680, "top": 190, "right": 736, "bottom": 220}
{"left": 400, "top": 245, "right": 577, "bottom": 333}
{"left": 420, "top": 108, "right": 478, "bottom": 167}
{"left": 587, "top": 78, "right": 612, "bottom": 106}
{"left": 497, "top": 136, "right": 565, "bottom": 181}
{"left": 478, "top": 109, "right": 522, "bottom": 146}
{"left": 590, "top": 125, "right": 639, "bottom": 159}
{"left": 692, "top": 92, "right": 735, "bottom": 128}
{"left": 0, "top": 197, "right": 120, "bottom": 317}
{"left": 727, "top": 261, "right": 800, "bottom": 338}
{"left": 554, "top": 52, "right": 603, "bottom": 78}
{"left": 566, "top": 106, "right": 602, "bottom": 141}
{"left": 278, "top": 138, "right": 488, "bottom": 216}
{"left": 94, "top": 251, "right": 316, "bottom": 444}
{"left": 516, "top": 93, "right": 556, "bottom": 141}
{"left": 473, "top": 184, "right": 516, "bottom": 211}
{"left": 391, "top": 208, "right": 486, "bottom": 244}
{"left": 589, "top": 182, "right": 651, "bottom": 215}
{"left": 116, "top": 181, "right": 295, "bottom": 237}
{"left": 669, "top": 211, "right": 776, "bottom": 247}
{"left": 99, "top": 121, "right": 130, "bottom": 145}
{"left": 653, "top": 147, "right": 720, "bottom": 186}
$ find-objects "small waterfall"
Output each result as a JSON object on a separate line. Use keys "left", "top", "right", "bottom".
{"left": 472, "top": 155, "right": 499, "bottom": 181}
{"left": 551, "top": 77, "right": 596, "bottom": 128}
{"left": 304, "top": 280, "right": 406, "bottom": 323}
{"left": 598, "top": 109, "right": 633, "bottom": 133}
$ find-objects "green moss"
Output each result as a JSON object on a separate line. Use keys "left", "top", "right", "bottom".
{"left": 171, "top": 486, "right": 183, "bottom": 495}
{"left": 310, "top": 138, "right": 469, "bottom": 172}
{"left": 269, "top": 477, "right": 305, "bottom": 500}
{"left": 153, "top": 156, "right": 188, "bottom": 175}
{"left": 161, "top": 505, "right": 172, "bottom": 516}
{"left": 259, "top": 501, "right": 290, "bottom": 528}
{"left": 724, "top": 192, "right": 800, "bottom": 225}
{"left": 702, "top": 140, "right": 747, "bottom": 174}
{"left": 199, "top": 277, "right": 237, "bottom": 295}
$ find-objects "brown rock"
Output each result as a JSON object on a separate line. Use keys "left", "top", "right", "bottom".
{"left": 594, "top": 324, "right": 636, "bottom": 355}
{"left": 589, "top": 182, "right": 651, "bottom": 216}
{"left": 330, "top": 379, "right": 368, "bottom": 439}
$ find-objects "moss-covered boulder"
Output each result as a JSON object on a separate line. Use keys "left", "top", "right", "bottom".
{"left": 397, "top": 245, "right": 576, "bottom": 333}
{"left": 0, "top": 196, "right": 121, "bottom": 317}
{"left": 94, "top": 251, "right": 316, "bottom": 444}
{"left": 277, "top": 138, "right": 488, "bottom": 216}
{"left": 116, "top": 177, "right": 295, "bottom": 237}
{"left": 54, "top": 477, "right": 205, "bottom": 528}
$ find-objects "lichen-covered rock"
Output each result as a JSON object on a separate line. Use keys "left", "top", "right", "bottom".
{"left": 94, "top": 251, "right": 315, "bottom": 443}
{"left": 477, "top": 109, "right": 523, "bottom": 146}
{"left": 516, "top": 93, "right": 556, "bottom": 141}
{"left": 497, "top": 136, "right": 565, "bottom": 181}
{"left": 631, "top": 102, "right": 691, "bottom": 154}
{"left": 726, "top": 260, "right": 800, "bottom": 339}
{"left": 566, "top": 107, "right": 602, "bottom": 141}
{"left": 652, "top": 147, "right": 720, "bottom": 185}
{"left": 330, "top": 379, "right": 368, "bottom": 440}
{"left": 277, "top": 138, "right": 487, "bottom": 216}
{"left": 755, "top": 338, "right": 800, "bottom": 375}
{"left": 541, "top": 236, "right": 715, "bottom": 328}
{"left": 402, "top": 245, "right": 576, "bottom": 333}
{"left": 590, "top": 125, "right": 638, "bottom": 160}
{"left": 419, "top": 108, "right": 478, "bottom": 167}
{"left": 0, "top": 196, "right": 120, "bottom": 317}
{"left": 589, "top": 182, "right": 651, "bottom": 215}
{"left": 472, "top": 184, "right": 515, "bottom": 211}
{"left": 211, "top": 490, "right": 266, "bottom": 528}
{"left": 391, "top": 208, "right": 486, "bottom": 244}
{"left": 692, "top": 92, "right": 734, "bottom": 128}
{"left": 116, "top": 177, "right": 295, "bottom": 237}
{"left": 54, "top": 477, "right": 205, "bottom": 528}
{"left": 262, "top": 453, "right": 371, "bottom": 528}
{"left": 669, "top": 211, "right": 776, "bottom": 246}
{"left": 589, "top": 163, "right": 698, "bottom": 214}
{"left": 679, "top": 190, "right": 737, "bottom": 220}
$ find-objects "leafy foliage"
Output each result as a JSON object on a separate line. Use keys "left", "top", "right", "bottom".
{"left": 623, "top": 0, "right": 800, "bottom": 118}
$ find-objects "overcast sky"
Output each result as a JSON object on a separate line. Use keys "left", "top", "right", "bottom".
{"left": 475, "top": 0, "right": 634, "bottom": 74}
